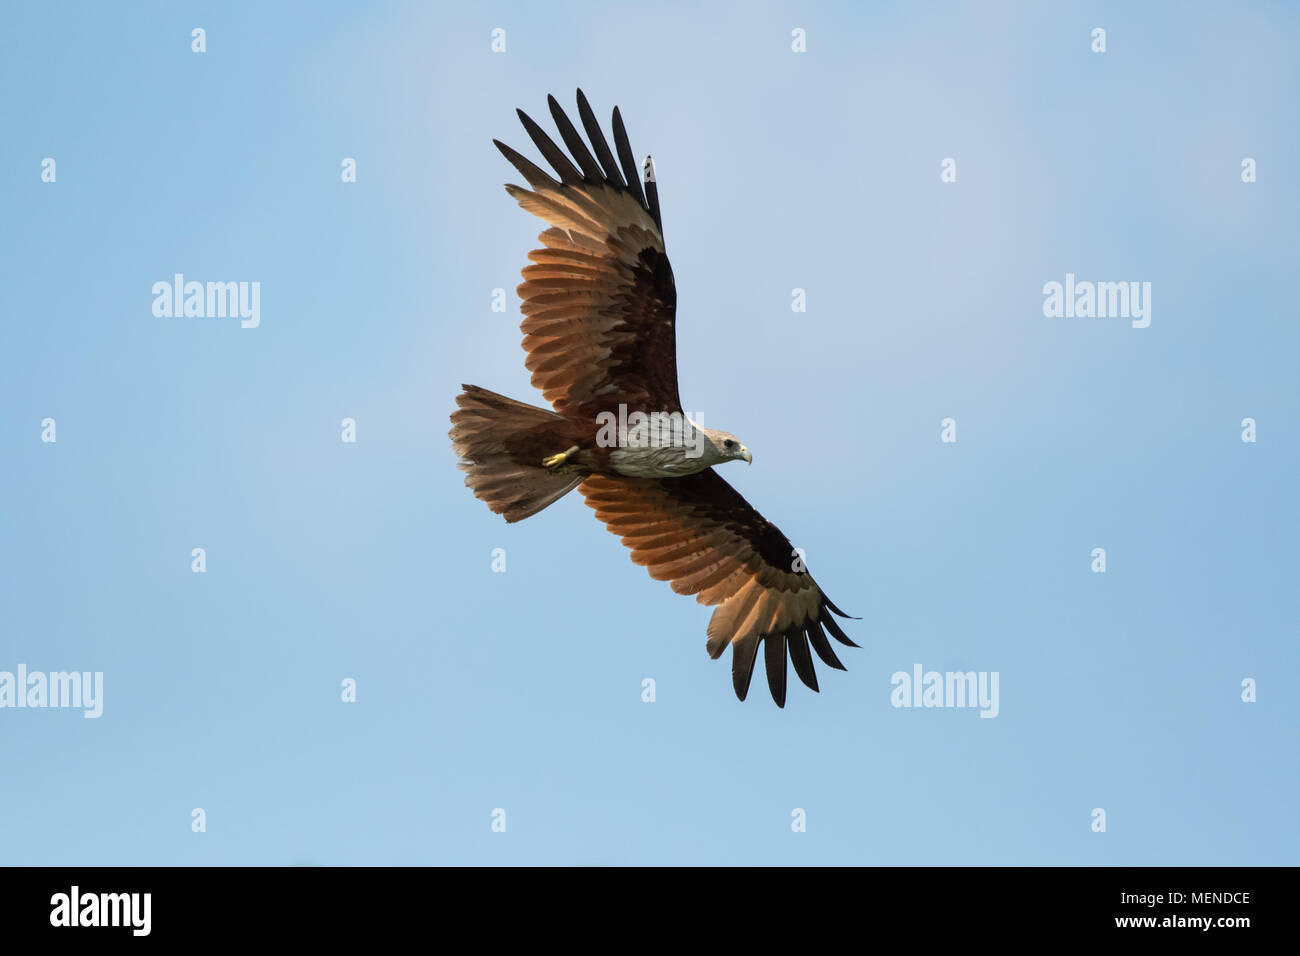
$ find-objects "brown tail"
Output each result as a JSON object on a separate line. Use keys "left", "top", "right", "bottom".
{"left": 449, "top": 385, "right": 584, "bottom": 523}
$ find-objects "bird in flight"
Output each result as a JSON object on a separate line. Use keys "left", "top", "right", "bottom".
{"left": 450, "top": 90, "right": 857, "bottom": 706}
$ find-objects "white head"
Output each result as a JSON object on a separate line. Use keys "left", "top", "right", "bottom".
{"left": 696, "top": 426, "right": 752, "bottom": 467}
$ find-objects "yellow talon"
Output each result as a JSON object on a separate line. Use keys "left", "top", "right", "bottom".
{"left": 542, "top": 445, "right": 580, "bottom": 470}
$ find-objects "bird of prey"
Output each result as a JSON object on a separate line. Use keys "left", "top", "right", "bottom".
{"left": 450, "top": 90, "right": 857, "bottom": 706}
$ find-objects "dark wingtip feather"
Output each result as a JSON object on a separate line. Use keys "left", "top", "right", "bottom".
{"left": 823, "top": 595, "right": 861, "bottom": 619}
{"left": 807, "top": 619, "right": 846, "bottom": 671}
{"left": 764, "top": 633, "right": 788, "bottom": 708}
{"left": 611, "top": 106, "right": 647, "bottom": 208}
{"left": 643, "top": 155, "right": 663, "bottom": 233}
{"left": 546, "top": 93, "right": 603, "bottom": 182}
{"left": 516, "top": 107, "right": 584, "bottom": 185}
{"left": 575, "top": 89, "right": 625, "bottom": 188}
{"left": 493, "top": 139, "right": 559, "bottom": 190}
{"left": 732, "top": 638, "right": 760, "bottom": 702}
{"left": 786, "top": 628, "right": 820, "bottom": 692}
{"left": 822, "top": 611, "right": 860, "bottom": 648}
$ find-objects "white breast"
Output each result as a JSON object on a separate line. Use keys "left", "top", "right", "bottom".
{"left": 609, "top": 446, "right": 712, "bottom": 478}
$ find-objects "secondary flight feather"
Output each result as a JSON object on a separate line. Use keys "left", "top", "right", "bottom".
{"left": 450, "top": 90, "right": 857, "bottom": 706}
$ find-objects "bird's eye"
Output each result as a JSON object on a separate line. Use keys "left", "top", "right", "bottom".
{"left": 724, "top": 440, "right": 735, "bottom": 449}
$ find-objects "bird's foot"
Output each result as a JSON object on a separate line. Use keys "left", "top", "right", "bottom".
{"left": 542, "top": 445, "right": 580, "bottom": 472}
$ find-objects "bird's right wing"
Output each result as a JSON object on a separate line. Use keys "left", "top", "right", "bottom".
{"left": 495, "top": 90, "right": 681, "bottom": 418}
{"left": 580, "top": 469, "right": 858, "bottom": 706}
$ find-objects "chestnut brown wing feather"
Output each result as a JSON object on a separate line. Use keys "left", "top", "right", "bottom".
{"left": 581, "top": 470, "right": 856, "bottom": 706}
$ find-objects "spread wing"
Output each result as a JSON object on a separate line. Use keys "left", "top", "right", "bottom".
{"left": 495, "top": 90, "right": 680, "bottom": 418}
{"left": 581, "top": 470, "right": 857, "bottom": 706}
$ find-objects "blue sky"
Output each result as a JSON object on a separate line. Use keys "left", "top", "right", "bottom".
{"left": 1, "top": 0, "right": 1296, "bottom": 865}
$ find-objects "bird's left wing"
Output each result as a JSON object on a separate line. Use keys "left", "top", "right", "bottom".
{"left": 581, "top": 470, "right": 857, "bottom": 706}
{"left": 494, "top": 91, "right": 681, "bottom": 418}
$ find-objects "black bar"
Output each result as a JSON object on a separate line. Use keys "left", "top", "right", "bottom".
{"left": 0, "top": 865, "right": 1281, "bottom": 942}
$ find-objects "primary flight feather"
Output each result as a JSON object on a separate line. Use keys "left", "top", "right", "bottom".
{"left": 450, "top": 90, "right": 857, "bottom": 706}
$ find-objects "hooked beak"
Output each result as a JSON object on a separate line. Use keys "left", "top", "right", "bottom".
{"left": 740, "top": 445, "right": 752, "bottom": 465}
